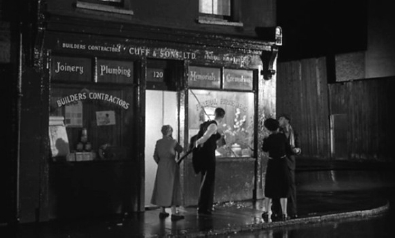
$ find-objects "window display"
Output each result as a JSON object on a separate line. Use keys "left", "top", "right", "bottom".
{"left": 188, "top": 90, "right": 254, "bottom": 158}
{"left": 50, "top": 85, "right": 134, "bottom": 161}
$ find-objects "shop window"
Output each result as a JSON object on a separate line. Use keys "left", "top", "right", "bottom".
{"left": 188, "top": 90, "right": 254, "bottom": 158}
{"left": 198, "top": 0, "right": 243, "bottom": 27}
{"left": 76, "top": 0, "right": 134, "bottom": 15}
{"left": 49, "top": 56, "right": 135, "bottom": 162}
{"left": 50, "top": 85, "right": 134, "bottom": 162}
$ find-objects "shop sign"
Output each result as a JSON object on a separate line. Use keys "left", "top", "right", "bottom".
{"left": 97, "top": 59, "right": 133, "bottom": 83}
{"left": 51, "top": 56, "right": 91, "bottom": 82}
{"left": 57, "top": 40, "right": 267, "bottom": 67}
{"left": 188, "top": 66, "right": 220, "bottom": 89}
{"left": 56, "top": 90, "right": 130, "bottom": 109}
{"left": 147, "top": 68, "right": 165, "bottom": 82}
{"left": 223, "top": 69, "right": 253, "bottom": 91}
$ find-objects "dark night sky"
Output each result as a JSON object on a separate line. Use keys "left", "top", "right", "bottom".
{"left": 277, "top": 0, "right": 368, "bottom": 61}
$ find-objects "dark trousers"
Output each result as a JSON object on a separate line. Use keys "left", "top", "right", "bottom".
{"left": 198, "top": 161, "right": 216, "bottom": 212}
{"left": 272, "top": 169, "right": 297, "bottom": 216}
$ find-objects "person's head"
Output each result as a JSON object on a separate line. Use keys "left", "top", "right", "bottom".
{"left": 278, "top": 114, "right": 291, "bottom": 128}
{"left": 161, "top": 125, "right": 173, "bottom": 137}
{"left": 264, "top": 118, "right": 280, "bottom": 132}
{"left": 214, "top": 107, "right": 225, "bottom": 122}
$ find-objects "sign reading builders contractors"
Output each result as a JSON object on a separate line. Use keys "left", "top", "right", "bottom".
{"left": 188, "top": 66, "right": 220, "bottom": 89}
{"left": 223, "top": 69, "right": 253, "bottom": 91}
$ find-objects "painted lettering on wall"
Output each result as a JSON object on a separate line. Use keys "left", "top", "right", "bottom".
{"left": 58, "top": 40, "right": 265, "bottom": 67}
{"left": 56, "top": 92, "right": 130, "bottom": 109}
{"left": 100, "top": 65, "right": 131, "bottom": 77}
{"left": 54, "top": 61, "right": 84, "bottom": 74}
{"left": 195, "top": 98, "right": 248, "bottom": 114}
{"left": 189, "top": 71, "right": 217, "bottom": 81}
{"left": 225, "top": 74, "right": 252, "bottom": 84}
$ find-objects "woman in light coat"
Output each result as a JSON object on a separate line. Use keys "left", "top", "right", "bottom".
{"left": 151, "top": 125, "right": 184, "bottom": 221}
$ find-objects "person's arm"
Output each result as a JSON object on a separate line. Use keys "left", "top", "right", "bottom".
{"left": 174, "top": 141, "right": 183, "bottom": 153}
{"left": 196, "top": 123, "right": 217, "bottom": 147}
{"left": 153, "top": 144, "right": 160, "bottom": 164}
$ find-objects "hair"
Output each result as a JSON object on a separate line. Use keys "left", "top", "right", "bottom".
{"left": 264, "top": 118, "right": 280, "bottom": 132}
{"left": 161, "top": 125, "right": 173, "bottom": 136}
{"left": 214, "top": 107, "right": 225, "bottom": 119}
{"left": 278, "top": 114, "right": 291, "bottom": 122}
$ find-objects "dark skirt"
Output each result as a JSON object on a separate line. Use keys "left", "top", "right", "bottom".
{"left": 264, "top": 156, "right": 290, "bottom": 199}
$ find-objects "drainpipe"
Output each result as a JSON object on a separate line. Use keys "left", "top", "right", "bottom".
{"left": 14, "top": 26, "right": 23, "bottom": 224}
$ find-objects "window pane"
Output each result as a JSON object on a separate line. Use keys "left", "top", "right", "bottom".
{"left": 50, "top": 85, "right": 134, "bottom": 161}
{"left": 199, "top": 0, "right": 231, "bottom": 16}
{"left": 188, "top": 90, "right": 255, "bottom": 158}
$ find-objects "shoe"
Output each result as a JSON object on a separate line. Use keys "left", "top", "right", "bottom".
{"left": 281, "top": 214, "right": 290, "bottom": 221}
{"left": 290, "top": 214, "right": 298, "bottom": 219}
{"left": 262, "top": 212, "right": 269, "bottom": 222}
{"left": 159, "top": 212, "right": 169, "bottom": 219}
{"left": 271, "top": 213, "right": 280, "bottom": 222}
{"left": 171, "top": 214, "right": 184, "bottom": 221}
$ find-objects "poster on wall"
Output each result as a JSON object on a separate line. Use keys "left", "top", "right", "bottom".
{"left": 188, "top": 90, "right": 254, "bottom": 158}
{"left": 96, "top": 111, "right": 116, "bottom": 126}
{"left": 65, "top": 101, "right": 83, "bottom": 127}
{"left": 49, "top": 116, "right": 70, "bottom": 158}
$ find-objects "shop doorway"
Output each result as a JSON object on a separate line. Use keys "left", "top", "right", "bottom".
{"left": 144, "top": 90, "right": 179, "bottom": 207}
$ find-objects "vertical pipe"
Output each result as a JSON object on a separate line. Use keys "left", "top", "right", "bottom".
{"left": 15, "top": 28, "right": 23, "bottom": 224}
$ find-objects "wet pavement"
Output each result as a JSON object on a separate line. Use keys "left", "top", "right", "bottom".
{"left": 2, "top": 164, "right": 395, "bottom": 238}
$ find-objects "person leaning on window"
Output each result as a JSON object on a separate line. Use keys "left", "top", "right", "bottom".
{"left": 195, "top": 107, "right": 226, "bottom": 215}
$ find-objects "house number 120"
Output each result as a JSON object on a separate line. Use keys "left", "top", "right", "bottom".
{"left": 153, "top": 71, "right": 163, "bottom": 78}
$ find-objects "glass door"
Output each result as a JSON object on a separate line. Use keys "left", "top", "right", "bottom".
{"left": 144, "top": 90, "right": 179, "bottom": 207}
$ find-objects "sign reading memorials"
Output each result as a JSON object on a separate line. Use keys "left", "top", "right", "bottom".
{"left": 188, "top": 66, "right": 220, "bottom": 89}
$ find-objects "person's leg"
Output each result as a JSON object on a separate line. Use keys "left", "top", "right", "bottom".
{"left": 287, "top": 169, "right": 298, "bottom": 218}
{"left": 159, "top": 207, "right": 169, "bottom": 219}
{"left": 280, "top": 198, "right": 288, "bottom": 220}
{"left": 271, "top": 198, "right": 282, "bottom": 220}
{"left": 198, "top": 161, "right": 216, "bottom": 214}
{"left": 262, "top": 197, "right": 272, "bottom": 222}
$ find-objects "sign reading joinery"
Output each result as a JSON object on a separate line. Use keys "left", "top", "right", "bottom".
{"left": 51, "top": 56, "right": 92, "bottom": 82}
{"left": 188, "top": 66, "right": 220, "bottom": 89}
{"left": 97, "top": 59, "right": 134, "bottom": 83}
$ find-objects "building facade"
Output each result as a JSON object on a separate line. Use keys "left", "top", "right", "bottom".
{"left": 2, "top": 0, "right": 280, "bottom": 223}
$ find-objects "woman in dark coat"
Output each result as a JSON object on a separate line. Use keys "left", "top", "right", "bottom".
{"left": 262, "top": 118, "right": 293, "bottom": 221}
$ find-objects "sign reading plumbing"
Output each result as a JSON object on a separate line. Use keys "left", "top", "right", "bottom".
{"left": 97, "top": 59, "right": 133, "bottom": 83}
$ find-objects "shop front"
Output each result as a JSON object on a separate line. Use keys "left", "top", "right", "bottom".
{"left": 41, "top": 28, "right": 276, "bottom": 219}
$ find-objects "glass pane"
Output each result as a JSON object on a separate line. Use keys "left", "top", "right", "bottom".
{"left": 199, "top": 0, "right": 213, "bottom": 14}
{"left": 199, "top": 0, "right": 230, "bottom": 16}
{"left": 50, "top": 85, "right": 134, "bottom": 161}
{"left": 188, "top": 90, "right": 254, "bottom": 158}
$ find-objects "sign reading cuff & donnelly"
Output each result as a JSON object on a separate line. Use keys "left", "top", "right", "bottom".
{"left": 188, "top": 66, "right": 221, "bottom": 89}
{"left": 223, "top": 69, "right": 253, "bottom": 90}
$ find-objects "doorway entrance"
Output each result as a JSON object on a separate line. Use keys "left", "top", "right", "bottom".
{"left": 144, "top": 90, "right": 179, "bottom": 207}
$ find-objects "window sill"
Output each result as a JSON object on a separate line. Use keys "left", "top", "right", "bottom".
{"left": 76, "top": 1, "right": 134, "bottom": 16}
{"left": 197, "top": 16, "right": 243, "bottom": 27}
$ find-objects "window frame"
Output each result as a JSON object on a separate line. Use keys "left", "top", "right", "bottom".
{"left": 76, "top": 0, "right": 134, "bottom": 15}
{"left": 197, "top": 0, "right": 243, "bottom": 27}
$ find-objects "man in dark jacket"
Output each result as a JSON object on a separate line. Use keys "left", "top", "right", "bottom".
{"left": 195, "top": 107, "right": 225, "bottom": 215}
